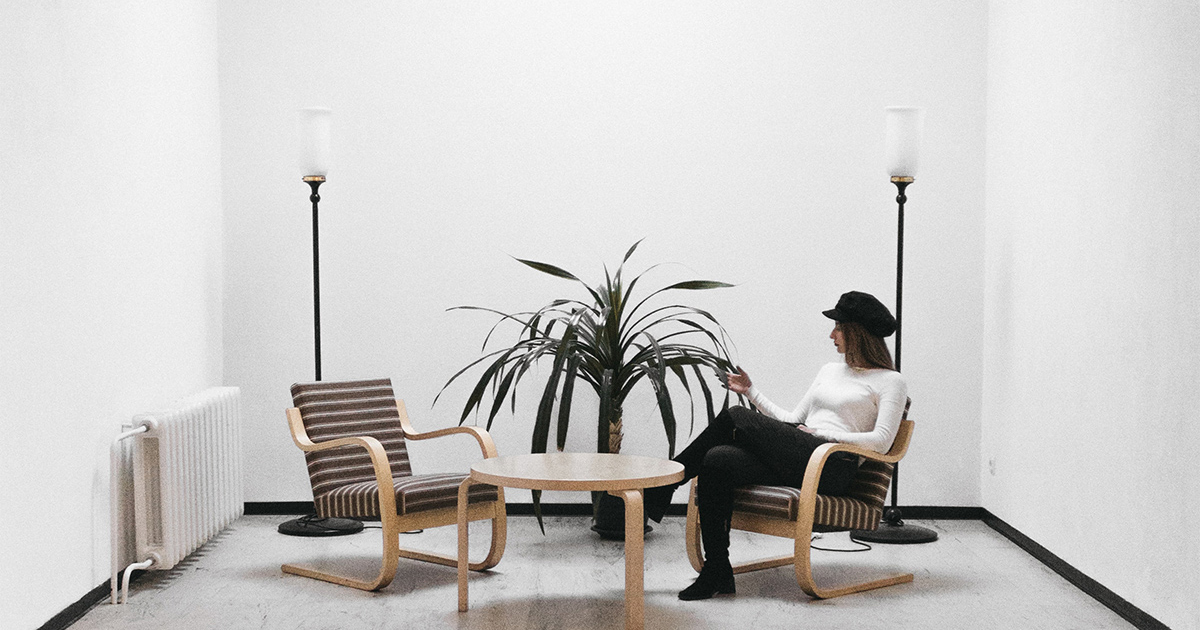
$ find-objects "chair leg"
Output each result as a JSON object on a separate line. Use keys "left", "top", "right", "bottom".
{"left": 398, "top": 500, "right": 507, "bottom": 571}
{"left": 794, "top": 528, "right": 914, "bottom": 599}
{"left": 685, "top": 480, "right": 704, "bottom": 572}
{"left": 480, "top": 492, "right": 507, "bottom": 569}
{"left": 281, "top": 520, "right": 400, "bottom": 592}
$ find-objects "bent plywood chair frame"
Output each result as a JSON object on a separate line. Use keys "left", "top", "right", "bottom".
{"left": 283, "top": 399, "right": 506, "bottom": 591}
{"left": 685, "top": 416, "right": 915, "bottom": 599}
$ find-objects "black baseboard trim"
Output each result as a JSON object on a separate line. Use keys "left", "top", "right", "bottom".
{"left": 36, "top": 573, "right": 143, "bottom": 630}
{"left": 493, "top": 504, "right": 991, "bottom": 520}
{"left": 981, "top": 511, "right": 1170, "bottom": 630}
{"left": 245, "top": 501, "right": 314, "bottom": 515}
{"left": 243, "top": 501, "right": 990, "bottom": 520}
{"left": 505, "top": 502, "right": 598, "bottom": 516}
{"left": 36, "top": 581, "right": 109, "bottom": 630}
{"left": 470, "top": 503, "right": 991, "bottom": 519}
{"left": 889, "top": 505, "right": 987, "bottom": 520}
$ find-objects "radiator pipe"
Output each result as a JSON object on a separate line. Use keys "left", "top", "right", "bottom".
{"left": 110, "top": 425, "right": 149, "bottom": 604}
{"left": 120, "top": 557, "right": 157, "bottom": 604}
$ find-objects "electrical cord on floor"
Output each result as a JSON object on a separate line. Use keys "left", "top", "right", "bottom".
{"left": 809, "top": 532, "right": 872, "bottom": 553}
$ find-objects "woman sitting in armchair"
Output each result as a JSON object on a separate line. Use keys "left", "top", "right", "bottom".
{"left": 644, "top": 290, "right": 908, "bottom": 600}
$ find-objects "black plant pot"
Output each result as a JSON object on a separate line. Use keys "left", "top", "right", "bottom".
{"left": 590, "top": 492, "right": 652, "bottom": 540}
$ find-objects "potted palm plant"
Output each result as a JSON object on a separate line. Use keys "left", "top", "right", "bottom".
{"left": 437, "top": 240, "right": 739, "bottom": 537}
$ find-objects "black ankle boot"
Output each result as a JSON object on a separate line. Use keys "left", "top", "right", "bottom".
{"left": 678, "top": 562, "right": 735, "bottom": 601}
{"left": 643, "top": 483, "right": 678, "bottom": 523}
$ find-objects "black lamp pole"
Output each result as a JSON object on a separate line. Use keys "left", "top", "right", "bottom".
{"left": 893, "top": 177, "right": 907, "bottom": 374}
{"left": 305, "top": 176, "right": 324, "bottom": 381}
{"left": 851, "top": 176, "right": 938, "bottom": 545}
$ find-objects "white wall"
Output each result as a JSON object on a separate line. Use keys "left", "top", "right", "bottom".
{"left": 23, "top": 1, "right": 1200, "bottom": 628}
{"left": 219, "top": 0, "right": 986, "bottom": 507}
{"left": 12, "top": 1, "right": 1200, "bottom": 627}
{"left": 0, "top": 2, "right": 223, "bottom": 628}
{"left": 984, "top": 2, "right": 1200, "bottom": 628}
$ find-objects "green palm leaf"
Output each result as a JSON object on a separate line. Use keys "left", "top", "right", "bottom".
{"left": 439, "top": 241, "right": 739, "bottom": 532}
{"left": 515, "top": 258, "right": 580, "bottom": 281}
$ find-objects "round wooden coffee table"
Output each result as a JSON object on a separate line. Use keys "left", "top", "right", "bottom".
{"left": 457, "top": 452, "right": 684, "bottom": 630}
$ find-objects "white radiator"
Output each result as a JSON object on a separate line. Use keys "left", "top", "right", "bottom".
{"left": 110, "top": 387, "right": 243, "bottom": 604}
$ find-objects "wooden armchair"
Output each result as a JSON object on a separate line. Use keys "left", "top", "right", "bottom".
{"left": 283, "top": 378, "right": 506, "bottom": 591}
{"left": 685, "top": 402, "right": 914, "bottom": 599}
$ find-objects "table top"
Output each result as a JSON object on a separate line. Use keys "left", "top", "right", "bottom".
{"left": 470, "top": 452, "right": 684, "bottom": 492}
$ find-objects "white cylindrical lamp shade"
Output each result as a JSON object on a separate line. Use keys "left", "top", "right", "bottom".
{"left": 884, "top": 106, "right": 924, "bottom": 178}
{"left": 298, "top": 107, "right": 332, "bottom": 178}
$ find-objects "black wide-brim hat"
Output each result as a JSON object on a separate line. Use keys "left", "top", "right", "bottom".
{"left": 823, "top": 291, "right": 896, "bottom": 338}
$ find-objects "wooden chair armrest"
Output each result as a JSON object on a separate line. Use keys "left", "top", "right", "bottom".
{"left": 815, "top": 441, "right": 904, "bottom": 465}
{"left": 285, "top": 407, "right": 398, "bottom": 516}
{"left": 394, "top": 400, "right": 499, "bottom": 459}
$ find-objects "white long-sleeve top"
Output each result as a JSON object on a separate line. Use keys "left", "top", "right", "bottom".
{"left": 747, "top": 362, "right": 908, "bottom": 454}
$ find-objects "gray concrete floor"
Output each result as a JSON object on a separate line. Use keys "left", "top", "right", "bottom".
{"left": 77, "top": 515, "right": 1135, "bottom": 629}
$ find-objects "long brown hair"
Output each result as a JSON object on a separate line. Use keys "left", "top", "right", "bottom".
{"left": 839, "top": 321, "right": 896, "bottom": 371}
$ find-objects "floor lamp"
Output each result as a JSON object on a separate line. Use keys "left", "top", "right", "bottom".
{"left": 278, "top": 107, "right": 363, "bottom": 538}
{"left": 852, "top": 106, "right": 938, "bottom": 545}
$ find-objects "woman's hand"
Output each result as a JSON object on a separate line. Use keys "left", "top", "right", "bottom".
{"left": 726, "top": 368, "right": 752, "bottom": 395}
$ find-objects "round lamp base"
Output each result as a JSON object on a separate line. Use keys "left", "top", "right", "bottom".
{"left": 277, "top": 515, "right": 364, "bottom": 537}
{"left": 851, "top": 522, "right": 939, "bottom": 544}
{"left": 850, "top": 508, "right": 938, "bottom": 545}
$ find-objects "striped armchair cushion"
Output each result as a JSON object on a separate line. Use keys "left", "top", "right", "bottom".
{"left": 315, "top": 472, "right": 499, "bottom": 519}
{"left": 291, "top": 379, "right": 498, "bottom": 519}
{"left": 731, "top": 459, "right": 895, "bottom": 532}
{"left": 842, "top": 459, "right": 894, "bottom": 517}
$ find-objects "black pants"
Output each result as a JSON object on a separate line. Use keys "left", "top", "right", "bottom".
{"left": 674, "top": 406, "right": 859, "bottom": 566}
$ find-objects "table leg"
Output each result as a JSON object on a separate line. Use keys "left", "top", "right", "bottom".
{"left": 611, "top": 488, "right": 644, "bottom": 630}
{"left": 457, "top": 477, "right": 472, "bottom": 613}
